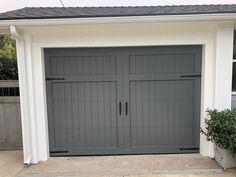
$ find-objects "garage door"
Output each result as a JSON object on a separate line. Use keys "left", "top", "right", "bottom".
{"left": 45, "top": 46, "right": 202, "bottom": 156}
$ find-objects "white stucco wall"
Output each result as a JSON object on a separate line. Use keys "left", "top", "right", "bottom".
{"left": 12, "top": 20, "right": 234, "bottom": 163}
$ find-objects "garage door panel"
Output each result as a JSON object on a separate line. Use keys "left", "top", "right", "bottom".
{"left": 129, "top": 80, "right": 195, "bottom": 147}
{"left": 129, "top": 54, "right": 196, "bottom": 74}
{"left": 49, "top": 81, "right": 118, "bottom": 150}
{"left": 125, "top": 46, "right": 201, "bottom": 152}
{"left": 48, "top": 55, "right": 117, "bottom": 76}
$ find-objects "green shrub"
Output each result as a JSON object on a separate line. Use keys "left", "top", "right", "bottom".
{"left": 201, "top": 109, "right": 236, "bottom": 154}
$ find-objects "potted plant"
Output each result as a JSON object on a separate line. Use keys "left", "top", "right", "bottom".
{"left": 201, "top": 109, "right": 236, "bottom": 169}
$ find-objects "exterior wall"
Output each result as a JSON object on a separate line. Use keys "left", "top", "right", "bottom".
{"left": 15, "top": 20, "right": 234, "bottom": 163}
{"left": 0, "top": 80, "right": 22, "bottom": 150}
{"left": 215, "top": 24, "right": 234, "bottom": 110}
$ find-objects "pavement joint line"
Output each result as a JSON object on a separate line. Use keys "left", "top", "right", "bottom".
{"left": 18, "top": 168, "right": 223, "bottom": 177}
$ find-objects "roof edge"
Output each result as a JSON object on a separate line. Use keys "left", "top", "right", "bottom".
{"left": 0, "top": 13, "right": 236, "bottom": 27}
{"left": 2, "top": 10, "right": 236, "bottom": 21}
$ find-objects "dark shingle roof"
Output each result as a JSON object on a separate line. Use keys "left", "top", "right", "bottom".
{"left": 1, "top": 5, "right": 236, "bottom": 20}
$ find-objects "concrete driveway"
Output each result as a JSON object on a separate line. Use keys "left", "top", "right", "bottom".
{"left": 0, "top": 150, "right": 23, "bottom": 177}
{"left": 1, "top": 151, "right": 236, "bottom": 177}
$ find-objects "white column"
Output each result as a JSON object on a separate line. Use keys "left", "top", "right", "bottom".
{"left": 200, "top": 24, "right": 234, "bottom": 158}
{"left": 33, "top": 45, "right": 49, "bottom": 161}
{"left": 15, "top": 38, "right": 33, "bottom": 164}
{"left": 15, "top": 34, "right": 40, "bottom": 164}
{"left": 200, "top": 43, "right": 215, "bottom": 157}
{"left": 215, "top": 24, "right": 234, "bottom": 110}
{"left": 24, "top": 35, "right": 39, "bottom": 163}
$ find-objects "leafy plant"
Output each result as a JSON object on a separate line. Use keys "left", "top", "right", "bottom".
{"left": 201, "top": 109, "right": 236, "bottom": 154}
{"left": 0, "top": 34, "right": 18, "bottom": 80}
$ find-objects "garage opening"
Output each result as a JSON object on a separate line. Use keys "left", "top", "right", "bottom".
{"left": 45, "top": 46, "right": 202, "bottom": 156}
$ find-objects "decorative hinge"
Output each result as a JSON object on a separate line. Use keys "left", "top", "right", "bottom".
{"left": 180, "top": 74, "right": 201, "bottom": 78}
{"left": 46, "top": 77, "right": 65, "bottom": 81}
{"left": 179, "top": 147, "right": 199, "bottom": 151}
{"left": 50, "top": 150, "right": 69, "bottom": 154}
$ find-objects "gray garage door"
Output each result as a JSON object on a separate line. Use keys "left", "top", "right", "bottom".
{"left": 45, "top": 46, "right": 201, "bottom": 156}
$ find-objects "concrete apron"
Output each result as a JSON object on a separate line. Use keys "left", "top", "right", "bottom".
{"left": 18, "top": 154, "right": 223, "bottom": 177}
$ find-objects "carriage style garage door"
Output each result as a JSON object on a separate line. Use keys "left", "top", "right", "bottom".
{"left": 45, "top": 46, "right": 202, "bottom": 156}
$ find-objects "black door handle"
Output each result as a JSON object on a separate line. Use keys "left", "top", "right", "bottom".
{"left": 125, "top": 102, "right": 128, "bottom": 115}
{"left": 119, "top": 102, "right": 122, "bottom": 115}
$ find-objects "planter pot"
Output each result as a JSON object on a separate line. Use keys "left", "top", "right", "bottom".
{"left": 215, "top": 145, "right": 236, "bottom": 169}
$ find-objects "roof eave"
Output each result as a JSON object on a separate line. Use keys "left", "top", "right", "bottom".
{"left": 0, "top": 13, "right": 236, "bottom": 27}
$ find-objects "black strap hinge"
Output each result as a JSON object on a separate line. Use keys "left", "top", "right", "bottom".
{"left": 50, "top": 150, "right": 69, "bottom": 154}
{"left": 181, "top": 74, "right": 201, "bottom": 78}
{"left": 179, "top": 147, "right": 199, "bottom": 151}
{"left": 46, "top": 77, "right": 65, "bottom": 81}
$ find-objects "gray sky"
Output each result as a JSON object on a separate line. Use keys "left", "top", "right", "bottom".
{"left": 1, "top": 0, "right": 236, "bottom": 13}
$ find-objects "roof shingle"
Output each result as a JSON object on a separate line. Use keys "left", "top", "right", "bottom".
{"left": 0, "top": 5, "right": 236, "bottom": 20}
